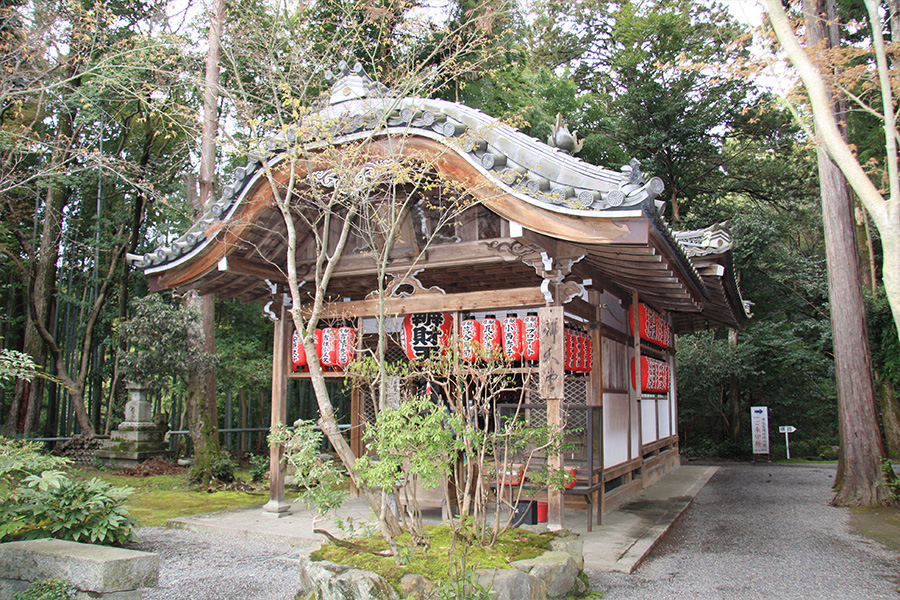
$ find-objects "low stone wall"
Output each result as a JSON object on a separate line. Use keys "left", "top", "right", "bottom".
{"left": 298, "top": 532, "right": 587, "bottom": 600}
{"left": 0, "top": 539, "right": 159, "bottom": 600}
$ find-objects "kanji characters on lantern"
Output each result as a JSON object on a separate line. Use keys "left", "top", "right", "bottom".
{"left": 402, "top": 312, "right": 453, "bottom": 364}
{"left": 631, "top": 356, "right": 670, "bottom": 393}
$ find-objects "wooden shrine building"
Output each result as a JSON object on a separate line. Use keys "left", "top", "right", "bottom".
{"left": 131, "top": 63, "right": 750, "bottom": 527}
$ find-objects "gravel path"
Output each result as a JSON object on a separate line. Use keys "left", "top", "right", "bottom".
{"left": 128, "top": 529, "right": 311, "bottom": 600}
{"left": 591, "top": 463, "right": 900, "bottom": 599}
{"left": 126, "top": 464, "right": 900, "bottom": 600}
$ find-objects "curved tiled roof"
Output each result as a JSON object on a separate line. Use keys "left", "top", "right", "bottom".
{"left": 132, "top": 62, "right": 749, "bottom": 332}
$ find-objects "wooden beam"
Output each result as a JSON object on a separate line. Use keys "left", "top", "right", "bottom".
{"left": 218, "top": 256, "right": 285, "bottom": 282}
{"left": 309, "top": 286, "right": 547, "bottom": 319}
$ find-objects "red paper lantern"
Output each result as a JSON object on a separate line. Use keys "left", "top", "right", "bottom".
{"left": 481, "top": 315, "right": 501, "bottom": 361}
{"left": 564, "top": 328, "right": 574, "bottom": 372}
{"left": 501, "top": 313, "right": 524, "bottom": 362}
{"left": 336, "top": 325, "right": 356, "bottom": 368}
{"left": 319, "top": 328, "right": 339, "bottom": 368}
{"left": 631, "top": 356, "right": 670, "bottom": 393}
{"left": 629, "top": 303, "right": 671, "bottom": 349}
{"left": 402, "top": 312, "right": 453, "bottom": 364}
{"left": 460, "top": 315, "right": 482, "bottom": 363}
{"left": 291, "top": 330, "right": 308, "bottom": 372}
{"left": 522, "top": 312, "right": 540, "bottom": 363}
{"left": 582, "top": 331, "right": 593, "bottom": 373}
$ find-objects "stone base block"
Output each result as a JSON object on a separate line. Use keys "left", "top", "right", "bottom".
{"left": 0, "top": 540, "right": 158, "bottom": 595}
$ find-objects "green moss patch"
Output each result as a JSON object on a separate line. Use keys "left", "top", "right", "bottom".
{"left": 849, "top": 505, "right": 900, "bottom": 554}
{"left": 73, "top": 467, "right": 268, "bottom": 527}
{"left": 309, "top": 525, "right": 556, "bottom": 590}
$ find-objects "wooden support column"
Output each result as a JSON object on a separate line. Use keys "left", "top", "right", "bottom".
{"left": 539, "top": 305, "right": 565, "bottom": 527}
{"left": 590, "top": 289, "right": 605, "bottom": 519}
{"left": 264, "top": 297, "right": 291, "bottom": 515}
{"left": 630, "top": 291, "right": 642, "bottom": 466}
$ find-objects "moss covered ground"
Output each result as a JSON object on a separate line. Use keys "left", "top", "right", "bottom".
{"left": 73, "top": 467, "right": 269, "bottom": 527}
{"left": 309, "top": 525, "right": 556, "bottom": 590}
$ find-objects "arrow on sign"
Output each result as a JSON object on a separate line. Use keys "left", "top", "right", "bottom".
{"left": 779, "top": 426, "right": 797, "bottom": 434}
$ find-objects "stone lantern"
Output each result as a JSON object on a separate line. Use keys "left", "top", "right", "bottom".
{"left": 96, "top": 382, "right": 169, "bottom": 468}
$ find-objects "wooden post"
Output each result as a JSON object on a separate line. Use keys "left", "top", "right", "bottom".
{"left": 539, "top": 306, "right": 565, "bottom": 527}
{"left": 264, "top": 297, "right": 291, "bottom": 515}
{"left": 591, "top": 290, "right": 605, "bottom": 521}
{"left": 630, "top": 291, "right": 643, "bottom": 472}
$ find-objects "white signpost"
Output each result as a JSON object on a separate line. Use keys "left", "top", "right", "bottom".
{"left": 751, "top": 406, "right": 769, "bottom": 458}
{"left": 779, "top": 425, "right": 797, "bottom": 459}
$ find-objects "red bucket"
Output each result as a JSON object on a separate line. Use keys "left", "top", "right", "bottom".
{"left": 536, "top": 501, "right": 548, "bottom": 523}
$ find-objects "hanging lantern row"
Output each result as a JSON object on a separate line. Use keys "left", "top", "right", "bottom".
{"left": 292, "top": 313, "right": 594, "bottom": 372}
{"left": 402, "top": 312, "right": 453, "bottom": 364}
{"left": 461, "top": 312, "right": 542, "bottom": 365}
{"left": 291, "top": 326, "right": 357, "bottom": 372}
{"left": 564, "top": 327, "right": 593, "bottom": 374}
{"left": 630, "top": 356, "right": 670, "bottom": 393}
{"left": 629, "top": 303, "right": 670, "bottom": 349}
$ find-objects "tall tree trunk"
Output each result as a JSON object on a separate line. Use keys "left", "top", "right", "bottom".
{"left": 185, "top": 290, "right": 219, "bottom": 478}
{"left": 727, "top": 328, "right": 741, "bottom": 444}
{"left": 12, "top": 115, "right": 74, "bottom": 435}
{"left": 195, "top": 0, "right": 226, "bottom": 454}
{"left": 805, "top": 0, "right": 889, "bottom": 506}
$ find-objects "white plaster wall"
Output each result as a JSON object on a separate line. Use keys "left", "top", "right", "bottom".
{"left": 658, "top": 397, "right": 671, "bottom": 439}
{"left": 642, "top": 398, "right": 658, "bottom": 444}
{"left": 603, "top": 392, "right": 630, "bottom": 467}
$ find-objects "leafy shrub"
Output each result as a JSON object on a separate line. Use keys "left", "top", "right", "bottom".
{"left": 249, "top": 454, "right": 269, "bottom": 483}
{"left": 190, "top": 451, "right": 236, "bottom": 484}
{"left": 0, "top": 470, "right": 136, "bottom": 546}
{"left": 11, "top": 579, "right": 76, "bottom": 600}
{"left": 0, "top": 438, "right": 71, "bottom": 487}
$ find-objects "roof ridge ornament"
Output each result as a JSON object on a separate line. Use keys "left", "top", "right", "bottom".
{"left": 324, "top": 60, "right": 391, "bottom": 105}
{"left": 547, "top": 113, "right": 584, "bottom": 155}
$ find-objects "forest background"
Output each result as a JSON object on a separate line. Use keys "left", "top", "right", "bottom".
{"left": 1, "top": 0, "right": 898, "bottom": 466}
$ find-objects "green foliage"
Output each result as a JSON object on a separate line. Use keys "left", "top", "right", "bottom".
{"left": 249, "top": 453, "right": 269, "bottom": 483}
{"left": 190, "top": 451, "right": 237, "bottom": 484}
{"left": 869, "top": 290, "right": 900, "bottom": 388}
{"left": 355, "top": 397, "right": 464, "bottom": 492}
{"left": 0, "top": 473, "right": 136, "bottom": 546}
{"left": 0, "top": 438, "right": 71, "bottom": 487}
{"left": 0, "top": 437, "right": 134, "bottom": 545}
{"left": 268, "top": 421, "right": 346, "bottom": 517}
{"left": 0, "top": 346, "right": 38, "bottom": 387}
{"left": 10, "top": 579, "right": 76, "bottom": 600}
{"left": 117, "top": 295, "right": 217, "bottom": 391}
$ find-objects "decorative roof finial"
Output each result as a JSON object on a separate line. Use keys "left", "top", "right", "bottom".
{"left": 547, "top": 113, "right": 584, "bottom": 154}
{"left": 325, "top": 61, "right": 390, "bottom": 105}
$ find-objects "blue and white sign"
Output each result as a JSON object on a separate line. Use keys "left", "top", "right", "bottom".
{"left": 751, "top": 406, "right": 769, "bottom": 455}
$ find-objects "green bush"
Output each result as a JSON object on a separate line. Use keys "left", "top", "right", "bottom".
{"left": 190, "top": 451, "right": 236, "bottom": 484}
{"left": 249, "top": 453, "right": 269, "bottom": 483}
{"left": 11, "top": 579, "right": 76, "bottom": 600}
{"left": 0, "top": 464, "right": 136, "bottom": 546}
{"left": 0, "top": 438, "right": 135, "bottom": 545}
{"left": 0, "top": 438, "right": 71, "bottom": 487}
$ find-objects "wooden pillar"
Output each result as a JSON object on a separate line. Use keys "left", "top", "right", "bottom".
{"left": 539, "top": 305, "right": 565, "bottom": 527}
{"left": 264, "top": 297, "right": 291, "bottom": 515}
{"left": 590, "top": 290, "right": 605, "bottom": 519}
{"left": 669, "top": 334, "right": 678, "bottom": 440}
{"left": 630, "top": 291, "right": 642, "bottom": 466}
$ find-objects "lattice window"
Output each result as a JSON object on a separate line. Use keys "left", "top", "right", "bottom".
{"left": 565, "top": 377, "right": 587, "bottom": 405}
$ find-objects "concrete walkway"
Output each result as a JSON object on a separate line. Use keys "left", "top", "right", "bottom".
{"left": 167, "top": 464, "right": 717, "bottom": 574}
